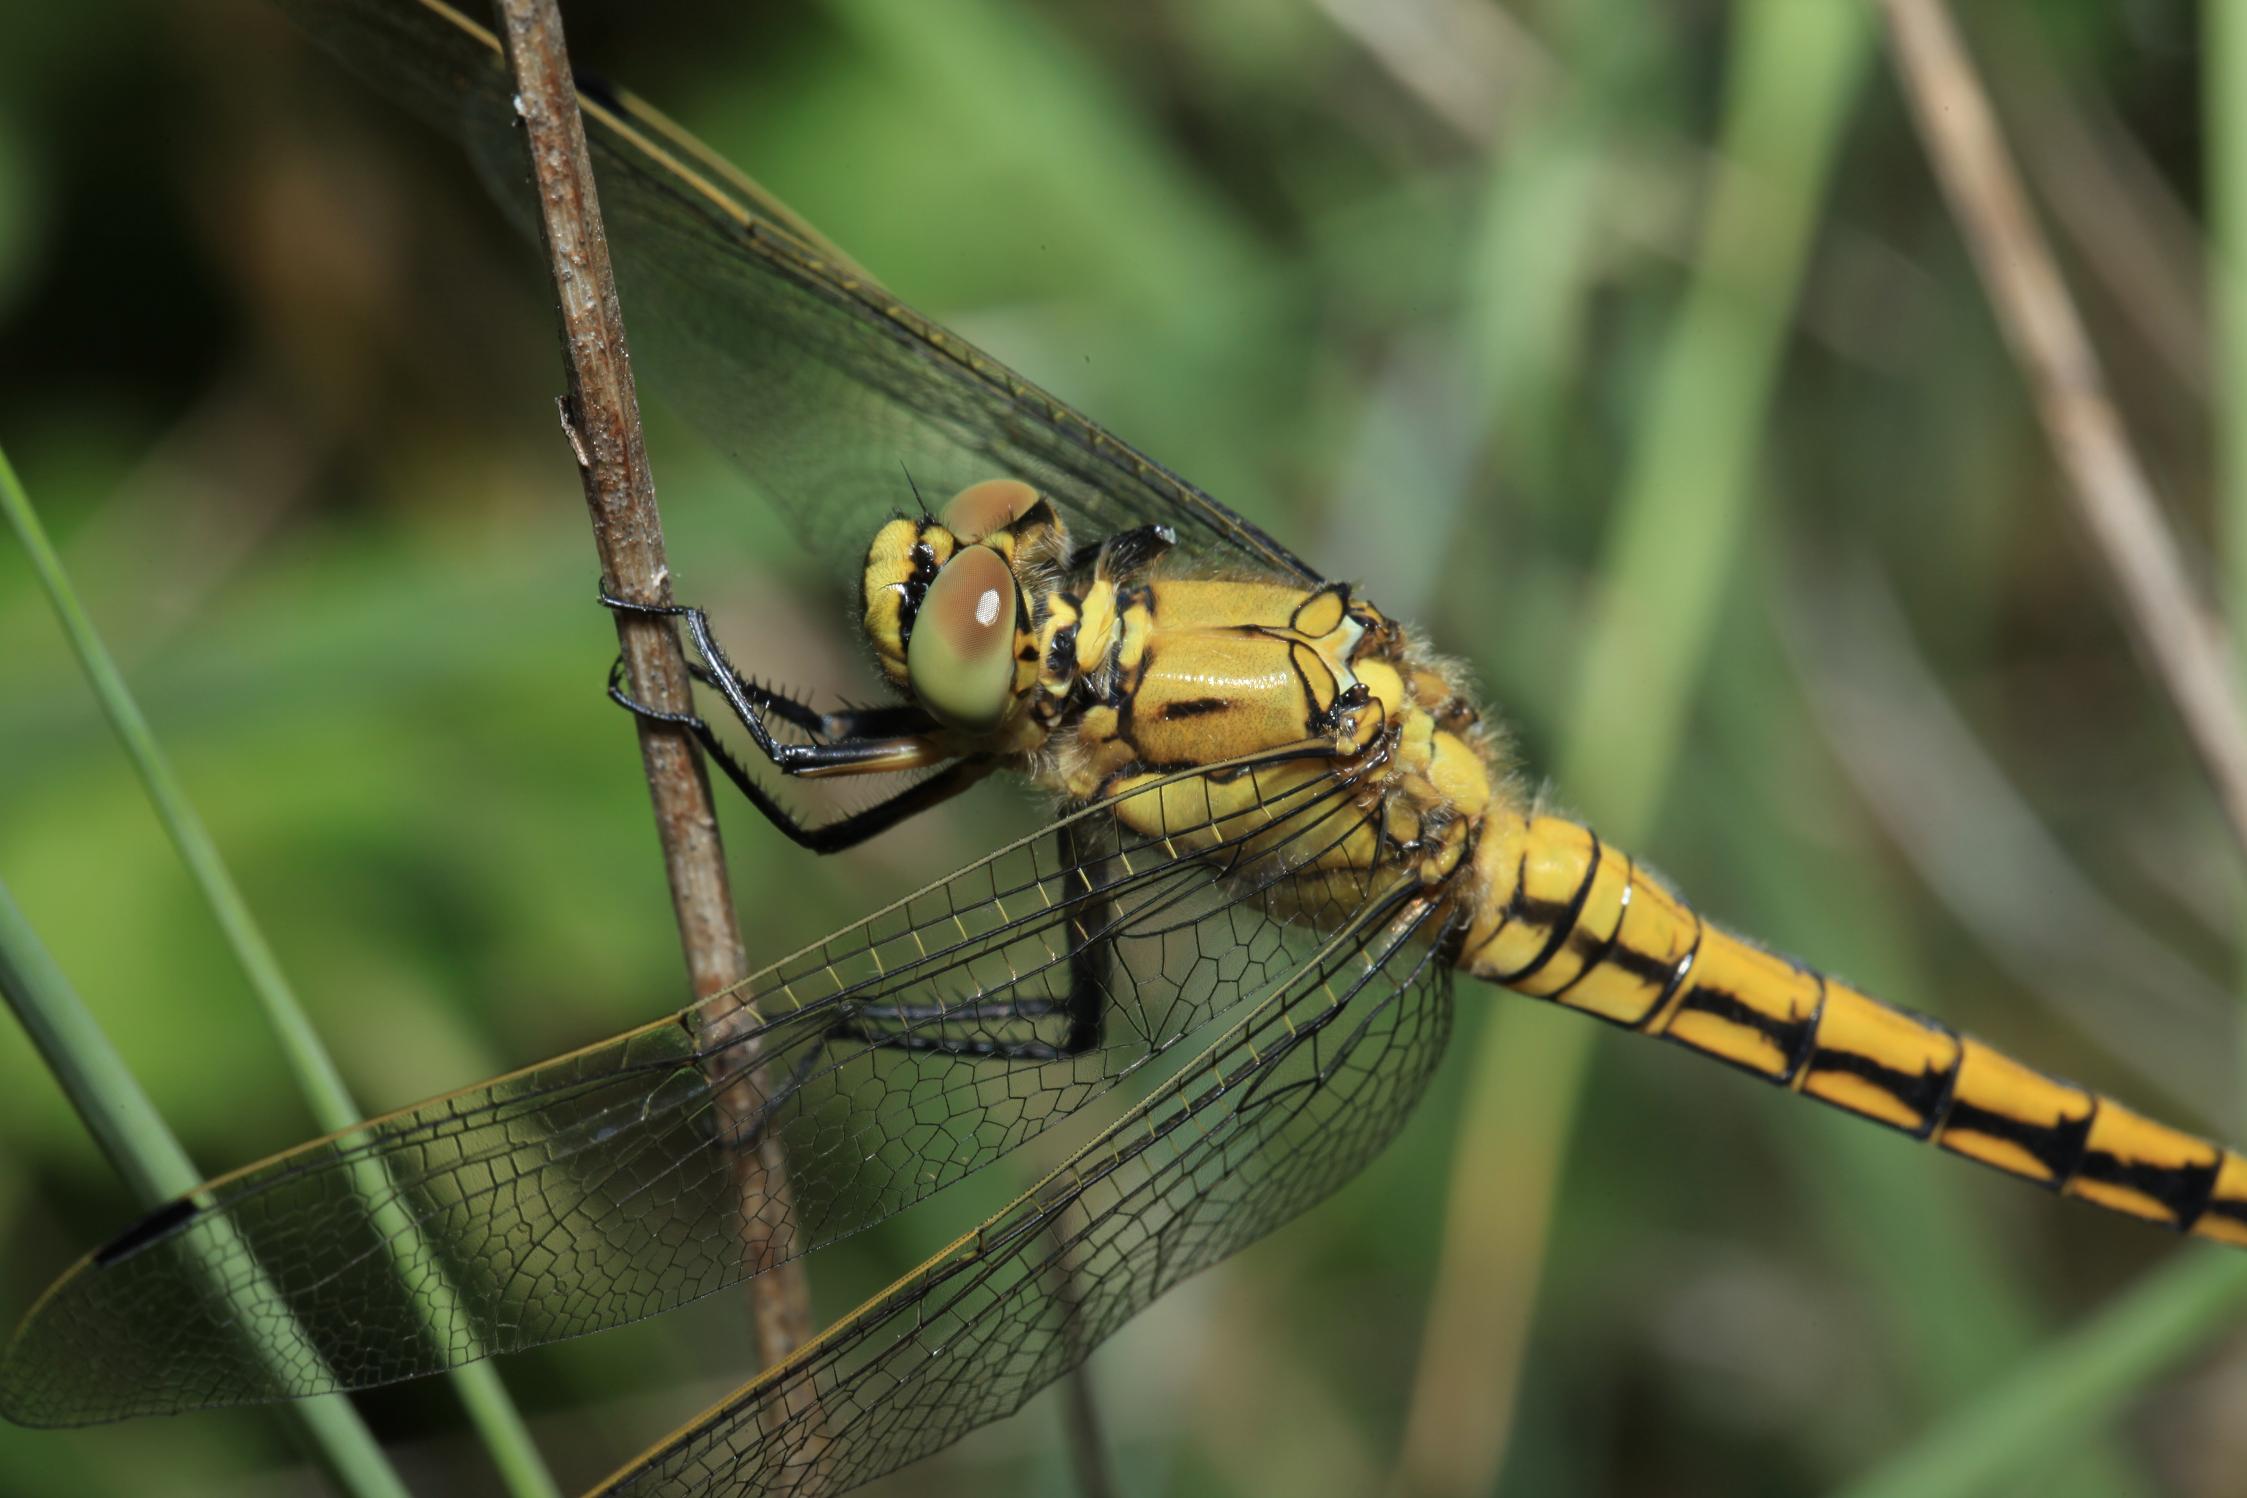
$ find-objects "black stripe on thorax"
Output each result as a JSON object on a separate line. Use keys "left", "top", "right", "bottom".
{"left": 1045, "top": 620, "right": 1079, "bottom": 678}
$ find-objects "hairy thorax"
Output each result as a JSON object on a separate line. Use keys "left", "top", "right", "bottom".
{"left": 857, "top": 491, "right": 1509, "bottom": 926}
{"left": 1035, "top": 572, "right": 1502, "bottom": 910}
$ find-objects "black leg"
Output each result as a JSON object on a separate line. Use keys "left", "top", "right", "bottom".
{"left": 679, "top": 660, "right": 928, "bottom": 741}
{"left": 600, "top": 589, "right": 976, "bottom": 851}
{"left": 1056, "top": 820, "right": 1112, "bottom": 1056}
{"left": 602, "top": 590, "right": 941, "bottom": 774}
{"left": 709, "top": 909, "right": 1117, "bottom": 1154}
{"left": 612, "top": 663, "right": 990, "bottom": 852}
{"left": 815, "top": 826, "right": 1115, "bottom": 1062}
{"left": 826, "top": 1008, "right": 1086, "bottom": 1062}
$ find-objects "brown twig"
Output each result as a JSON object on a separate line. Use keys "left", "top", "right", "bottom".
{"left": 1882, "top": 0, "right": 2247, "bottom": 853}
{"left": 489, "top": 0, "right": 813, "bottom": 1369}
{"left": 1998, "top": 19, "right": 2209, "bottom": 402}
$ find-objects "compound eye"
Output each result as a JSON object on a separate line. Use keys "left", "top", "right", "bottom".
{"left": 941, "top": 479, "right": 1041, "bottom": 542}
{"left": 907, "top": 545, "right": 1020, "bottom": 731}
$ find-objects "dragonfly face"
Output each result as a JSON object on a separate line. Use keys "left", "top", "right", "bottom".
{"left": 864, "top": 480, "right": 1060, "bottom": 740}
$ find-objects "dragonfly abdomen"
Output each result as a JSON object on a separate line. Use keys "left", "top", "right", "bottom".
{"left": 1461, "top": 812, "right": 2247, "bottom": 1247}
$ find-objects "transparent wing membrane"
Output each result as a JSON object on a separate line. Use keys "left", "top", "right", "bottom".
{"left": 0, "top": 757, "right": 1389, "bottom": 1425}
{"left": 600, "top": 893, "right": 1456, "bottom": 1498}
{"left": 272, "top": 0, "right": 1318, "bottom": 585}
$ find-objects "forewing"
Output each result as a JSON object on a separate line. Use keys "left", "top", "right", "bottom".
{"left": 596, "top": 891, "right": 1457, "bottom": 1498}
{"left": 0, "top": 757, "right": 1387, "bottom": 1423}
{"left": 274, "top": 0, "right": 1319, "bottom": 583}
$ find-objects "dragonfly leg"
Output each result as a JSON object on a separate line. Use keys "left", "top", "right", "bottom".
{"left": 827, "top": 1000, "right": 1091, "bottom": 1061}
{"left": 811, "top": 820, "right": 1119, "bottom": 1055}
{"left": 679, "top": 660, "right": 926, "bottom": 740}
{"left": 1057, "top": 819, "right": 1111, "bottom": 1055}
{"left": 599, "top": 589, "right": 989, "bottom": 852}
{"left": 707, "top": 981, "right": 1114, "bottom": 1159}
{"left": 601, "top": 588, "right": 941, "bottom": 769}
{"left": 814, "top": 826, "right": 1118, "bottom": 1061}
{"left": 707, "top": 821, "right": 1120, "bottom": 1161}
{"left": 611, "top": 660, "right": 993, "bottom": 851}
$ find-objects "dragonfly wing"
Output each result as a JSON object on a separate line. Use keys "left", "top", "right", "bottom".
{"left": 274, "top": 0, "right": 1319, "bottom": 584}
{"left": 596, "top": 889, "right": 1457, "bottom": 1498}
{"left": 0, "top": 757, "right": 1385, "bottom": 1423}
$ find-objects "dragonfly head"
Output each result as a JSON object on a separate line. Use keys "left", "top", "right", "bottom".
{"left": 862, "top": 479, "right": 1070, "bottom": 738}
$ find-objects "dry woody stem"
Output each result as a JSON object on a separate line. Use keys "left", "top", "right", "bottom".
{"left": 1883, "top": 0, "right": 2247, "bottom": 852}
{"left": 489, "top": 0, "right": 813, "bottom": 1367}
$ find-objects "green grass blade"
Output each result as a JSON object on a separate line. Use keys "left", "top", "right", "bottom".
{"left": 0, "top": 879, "right": 412, "bottom": 1498}
{"left": 1559, "top": 0, "right": 1877, "bottom": 820}
{"left": 0, "top": 441, "right": 559, "bottom": 1498}
{"left": 1832, "top": 1253, "right": 2247, "bottom": 1498}
{"left": 1409, "top": 3, "right": 1878, "bottom": 1490}
{"left": 2216, "top": 0, "right": 2247, "bottom": 1103}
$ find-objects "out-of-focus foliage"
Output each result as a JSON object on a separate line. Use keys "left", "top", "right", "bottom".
{"left": 0, "top": 2, "right": 2239, "bottom": 1495}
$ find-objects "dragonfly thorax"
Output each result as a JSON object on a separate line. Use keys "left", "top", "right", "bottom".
{"left": 865, "top": 480, "right": 1502, "bottom": 910}
{"left": 1047, "top": 566, "right": 1502, "bottom": 909}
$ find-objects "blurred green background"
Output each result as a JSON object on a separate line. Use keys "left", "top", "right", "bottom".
{"left": 2, "top": 1, "right": 2242, "bottom": 1495}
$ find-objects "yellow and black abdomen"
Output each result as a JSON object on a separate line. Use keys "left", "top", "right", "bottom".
{"left": 1460, "top": 812, "right": 2247, "bottom": 1247}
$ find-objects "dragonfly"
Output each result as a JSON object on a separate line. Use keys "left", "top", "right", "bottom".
{"left": 4, "top": 1, "right": 2242, "bottom": 1494}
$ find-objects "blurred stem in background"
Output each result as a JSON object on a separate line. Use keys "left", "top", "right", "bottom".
{"left": 1832, "top": 1253, "right": 2247, "bottom": 1498}
{"left": 0, "top": 441, "right": 560, "bottom": 1497}
{"left": 1887, "top": 0, "right": 2247, "bottom": 854}
{"left": 1390, "top": 3, "right": 1876, "bottom": 1492}
{"left": 2217, "top": 0, "right": 2247, "bottom": 1112}
{"left": 1755, "top": 572, "right": 2142, "bottom": 1497}
{"left": 1800, "top": 4, "right": 2247, "bottom": 1494}
{"left": 0, "top": 876, "right": 410, "bottom": 1498}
